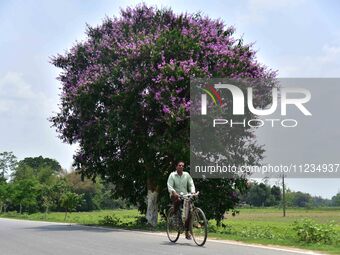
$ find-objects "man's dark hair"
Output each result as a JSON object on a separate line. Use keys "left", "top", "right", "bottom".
{"left": 176, "top": 161, "right": 185, "bottom": 166}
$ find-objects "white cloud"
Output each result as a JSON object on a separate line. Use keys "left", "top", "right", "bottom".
{"left": 320, "top": 44, "right": 340, "bottom": 63}
{"left": 0, "top": 72, "right": 35, "bottom": 99}
{"left": 276, "top": 43, "right": 340, "bottom": 77}
{"left": 0, "top": 72, "right": 54, "bottom": 116}
{"left": 0, "top": 71, "right": 75, "bottom": 169}
{"left": 248, "top": 0, "right": 304, "bottom": 12}
{"left": 238, "top": 0, "right": 306, "bottom": 25}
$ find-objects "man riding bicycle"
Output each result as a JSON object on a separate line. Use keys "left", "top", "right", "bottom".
{"left": 167, "top": 161, "right": 195, "bottom": 240}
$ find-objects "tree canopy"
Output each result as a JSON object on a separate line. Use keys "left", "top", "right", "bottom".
{"left": 51, "top": 4, "right": 275, "bottom": 226}
{"left": 17, "top": 156, "right": 62, "bottom": 173}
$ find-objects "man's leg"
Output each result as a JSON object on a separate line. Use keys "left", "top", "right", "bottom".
{"left": 171, "top": 194, "right": 182, "bottom": 225}
{"left": 171, "top": 194, "right": 180, "bottom": 213}
{"left": 184, "top": 203, "right": 192, "bottom": 239}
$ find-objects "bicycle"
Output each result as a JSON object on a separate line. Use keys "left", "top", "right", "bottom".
{"left": 166, "top": 192, "right": 208, "bottom": 246}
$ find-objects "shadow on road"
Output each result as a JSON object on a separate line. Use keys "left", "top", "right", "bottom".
{"left": 160, "top": 241, "right": 206, "bottom": 248}
{"left": 24, "top": 224, "right": 124, "bottom": 233}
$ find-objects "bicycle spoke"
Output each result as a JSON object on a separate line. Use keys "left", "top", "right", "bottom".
{"left": 191, "top": 208, "right": 208, "bottom": 246}
{"left": 166, "top": 207, "right": 180, "bottom": 243}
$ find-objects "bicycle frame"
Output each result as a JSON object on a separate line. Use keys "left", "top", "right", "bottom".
{"left": 167, "top": 192, "right": 207, "bottom": 246}
{"left": 178, "top": 193, "right": 198, "bottom": 222}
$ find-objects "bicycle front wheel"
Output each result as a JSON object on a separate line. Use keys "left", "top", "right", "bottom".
{"left": 166, "top": 207, "right": 180, "bottom": 243}
{"left": 190, "top": 207, "right": 208, "bottom": 246}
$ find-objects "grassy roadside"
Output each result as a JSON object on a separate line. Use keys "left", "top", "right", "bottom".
{"left": 1, "top": 208, "right": 339, "bottom": 254}
{"left": 217, "top": 207, "right": 340, "bottom": 254}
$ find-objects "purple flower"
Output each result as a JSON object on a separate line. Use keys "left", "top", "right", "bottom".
{"left": 169, "top": 76, "right": 176, "bottom": 82}
{"left": 162, "top": 105, "right": 170, "bottom": 114}
{"left": 52, "top": 3, "right": 276, "bottom": 128}
{"left": 184, "top": 101, "right": 191, "bottom": 112}
{"left": 176, "top": 88, "right": 183, "bottom": 94}
{"left": 154, "top": 92, "right": 161, "bottom": 101}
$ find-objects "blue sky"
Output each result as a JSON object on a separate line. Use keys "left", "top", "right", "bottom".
{"left": 1, "top": 0, "right": 339, "bottom": 198}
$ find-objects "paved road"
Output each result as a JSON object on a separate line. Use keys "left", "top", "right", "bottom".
{"left": 0, "top": 218, "right": 322, "bottom": 255}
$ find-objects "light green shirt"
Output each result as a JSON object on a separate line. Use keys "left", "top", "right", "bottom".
{"left": 167, "top": 171, "right": 195, "bottom": 196}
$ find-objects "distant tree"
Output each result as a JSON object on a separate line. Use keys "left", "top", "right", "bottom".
{"left": 98, "top": 182, "right": 130, "bottom": 209}
{"left": 271, "top": 185, "right": 281, "bottom": 205}
{"left": 65, "top": 171, "right": 102, "bottom": 211}
{"left": 12, "top": 178, "right": 40, "bottom": 213}
{"left": 0, "top": 181, "right": 9, "bottom": 213}
{"left": 11, "top": 164, "right": 35, "bottom": 181}
{"left": 331, "top": 193, "right": 340, "bottom": 206}
{"left": 40, "top": 184, "right": 56, "bottom": 218}
{"left": 310, "top": 196, "right": 331, "bottom": 207}
{"left": 17, "top": 156, "right": 62, "bottom": 173}
{"left": 286, "top": 191, "right": 312, "bottom": 207}
{"left": 49, "top": 179, "right": 70, "bottom": 211}
{"left": 60, "top": 192, "right": 83, "bottom": 220}
{"left": 13, "top": 163, "right": 58, "bottom": 185}
{"left": 245, "top": 182, "right": 269, "bottom": 206}
{"left": 0, "top": 151, "right": 17, "bottom": 180}
{"left": 242, "top": 182, "right": 282, "bottom": 207}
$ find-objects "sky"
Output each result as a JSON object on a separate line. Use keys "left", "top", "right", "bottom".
{"left": 1, "top": 0, "right": 339, "bottom": 198}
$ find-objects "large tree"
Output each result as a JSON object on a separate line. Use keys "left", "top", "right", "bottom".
{"left": 51, "top": 5, "right": 275, "bottom": 226}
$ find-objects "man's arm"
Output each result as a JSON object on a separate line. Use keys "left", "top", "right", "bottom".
{"left": 167, "top": 173, "right": 177, "bottom": 196}
{"left": 187, "top": 174, "right": 196, "bottom": 193}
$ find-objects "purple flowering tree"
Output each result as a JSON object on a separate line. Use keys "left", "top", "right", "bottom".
{"left": 51, "top": 5, "right": 275, "bottom": 226}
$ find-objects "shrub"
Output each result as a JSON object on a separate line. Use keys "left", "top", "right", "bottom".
{"left": 99, "top": 214, "right": 122, "bottom": 226}
{"left": 3, "top": 211, "right": 19, "bottom": 218}
{"left": 135, "top": 216, "right": 148, "bottom": 226}
{"left": 238, "top": 226, "right": 279, "bottom": 239}
{"left": 208, "top": 222, "right": 234, "bottom": 235}
{"left": 293, "top": 218, "right": 337, "bottom": 244}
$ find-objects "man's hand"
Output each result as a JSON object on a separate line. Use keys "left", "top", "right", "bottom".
{"left": 172, "top": 191, "right": 179, "bottom": 199}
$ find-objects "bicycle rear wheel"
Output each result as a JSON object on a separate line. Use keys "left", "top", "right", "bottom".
{"left": 190, "top": 207, "right": 208, "bottom": 246}
{"left": 166, "top": 207, "right": 180, "bottom": 243}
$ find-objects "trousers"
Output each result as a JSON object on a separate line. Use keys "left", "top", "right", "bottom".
{"left": 171, "top": 194, "right": 190, "bottom": 231}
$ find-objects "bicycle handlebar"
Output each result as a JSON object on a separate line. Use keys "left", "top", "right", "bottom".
{"left": 179, "top": 191, "right": 199, "bottom": 199}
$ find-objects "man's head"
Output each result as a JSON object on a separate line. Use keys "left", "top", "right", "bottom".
{"left": 176, "top": 161, "right": 185, "bottom": 175}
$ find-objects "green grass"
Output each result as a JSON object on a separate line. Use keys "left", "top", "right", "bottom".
{"left": 230, "top": 207, "right": 340, "bottom": 224}
{"left": 1, "top": 207, "right": 340, "bottom": 254}
{"left": 211, "top": 207, "right": 340, "bottom": 254}
{"left": 0, "top": 210, "right": 142, "bottom": 226}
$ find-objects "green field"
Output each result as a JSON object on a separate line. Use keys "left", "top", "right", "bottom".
{"left": 1, "top": 207, "right": 339, "bottom": 254}
{"left": 212, "top": 207, "right": 340, "bottom": 254}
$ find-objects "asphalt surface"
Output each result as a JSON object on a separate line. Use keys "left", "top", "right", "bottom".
{"left": 0, "top": 218, "right": 322, "bottom": 255}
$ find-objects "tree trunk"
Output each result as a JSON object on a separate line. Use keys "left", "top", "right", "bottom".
{"left": 0, "top": 203, "right": 3, "bottom": 214}
{"left": 64, "top": 209, "right": 68, "bottom": 221}
{"left": 216, "top": 218, "right": 221, "bottom": 227}
{"left": 19, "top": 203, "right": 22, "bottom": 214}
{"left": 146, "top": 189, "right": 159, "bottom": 227}
{"left": 45, "top": 207, "right": 48, "bottom": 220}
{"left": 146, "top": 178, "right": 159, "bottom": 227}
